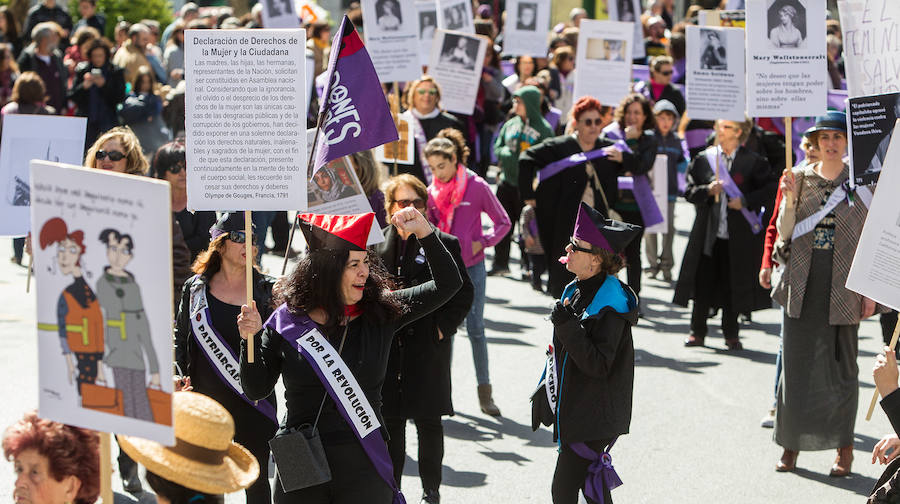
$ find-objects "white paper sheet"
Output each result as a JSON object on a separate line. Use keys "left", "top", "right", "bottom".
{"left": 502, "top": 0, "right": 551, "bottom": 57}
{"left": 686, "top": 25, "right": 747, "bottom": 121}
{"left": 428, "top": 29, "right": 487, "bottom": 115}
{"left": 363, "top": 0, "right": 422, "bottom": 83}
{"left": 573, "top": 20, "right": 634, "bottom": 107}
{"left": 838, "top": 0, "right": 900, "bottom": 98}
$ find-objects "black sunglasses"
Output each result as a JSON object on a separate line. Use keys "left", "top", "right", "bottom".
{"left": 395, "top": 198, "right": 425, "bottom": 210}
{"left": 568, "top": 238, "right": 593, "bottom": 254}
{"left": 96, "top": 150, "right": 126, "bottom": 161}
{"left": 579, "top": 117, "right": 603, "bottom": 126}
{"left": 167, "top": 162, "right": 185, "bottom": 174}
{"left": 227, "top": 231, "right": 257, "bottom": 244}
{"left": 658, "top": 70, "right": 673, "bottom": 76}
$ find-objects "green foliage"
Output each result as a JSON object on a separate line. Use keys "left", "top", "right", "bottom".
{"left": 67, "top": 0, "right": 175, "bottom": 40}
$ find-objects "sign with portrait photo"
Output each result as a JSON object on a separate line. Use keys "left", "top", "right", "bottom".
{"left": 686, "top": 25, "right": 746, "bottom": 121}
{"left": 607, "top": 0, "right": 645, "bottom": 60}
{"left": 31, "top": 160, "right": 174, "bottom": 444}
{"left": 746, "top": 0, "right": 828, "bottom": 117}
{"left": 363, "top": 0, "right": 421, "bottom": 83}
{"left": 416, "top": 0, "right": 438, "bottom": 66}
{"left": 502, "top": 0, "right": 551, "bottom": 57}
{"left": 428, "top": 29, "right": 487, "bottom": 114}
{"left": 375, "top": 110, "right": 414, "bottom": 165}
{"left": 0, "top": 115, "right": 86, "bottom": 236}
{"left": 260, "top": 0, "right": 301, "bottom": 28}
{"left": 573, "top": 20, "right": 634, "bottom": 107}
{"left": 436, "top": 0, "right": 474, "bottom": 34}
{"left": 838, "top": 0, "right": 900, "bottom": 98}
{"left": 848, "top": 91, "right": 900, "bottom": 186}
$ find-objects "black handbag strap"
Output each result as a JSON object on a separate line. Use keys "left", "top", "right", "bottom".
{"left": 311, "top": 322, "right": 349, "bottom": 432}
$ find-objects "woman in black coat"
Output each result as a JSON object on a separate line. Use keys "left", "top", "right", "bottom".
{"left": 403, "top": 75, "right": 468, "bottom": 184}
{"left": 375, "top": 174, "right": 474, "bottom": 504}
{"left": 68, "top": 38, "right": 125, "bottom": 149}
{"left": 533, "top": 203, "right": 641, "bottom": 504}
{"left": 239, "top": 209, "right": 463, "bottom": 504}
{"left": 519, "top": 96, "right": 636, "bottom": 298}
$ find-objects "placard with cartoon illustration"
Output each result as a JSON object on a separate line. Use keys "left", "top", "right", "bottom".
{"left": 31, "top": 160, "right": 174, "bottom": 445}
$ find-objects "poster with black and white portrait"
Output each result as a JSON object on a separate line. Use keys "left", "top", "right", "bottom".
{"left": 429, "top": 29, "right": 486, "bottom": 114}
{"left": 686, "top": 25, "right": 746, "bottom": 122}
{"left": 261, "top": 0, "right": 301, "bottom": 28}
{"left": 416, "top": 0, "right": 437, "bottom": 65}
{"left": 607, "top": 0, "right": 645, "bottom": 59}
{"left": 503, "top": 0, "right": 550, "bottom": 57}
{"left": 363, "top": 0, "right": 420, "bottom": 82}
{"left": 436, "top": 0, "right": 474, "bottom": 34}
{"left": 767, "top": 0, "right": 806, "bottom": 49}
{"left": 699, "top": 28, "right": 727, "bottom": 70}
{"left": 574, "top": 20, "right": 633, "bottom": 107}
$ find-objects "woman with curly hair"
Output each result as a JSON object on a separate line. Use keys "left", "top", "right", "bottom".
{"left": 84, "top": 126, "right": 148, "bottom": 175}
{"left": 240, "top": 208, "right": 462, "bottom": 503}
{"left": 3, "top": 411, "right": 100, "bottom": 504}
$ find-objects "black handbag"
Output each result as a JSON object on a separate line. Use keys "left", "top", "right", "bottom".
{"left": 269, "top": 324, "right": 349, "bottom": 493}
{"left": 869, "top": 457, "right": 900, "bottom": 503}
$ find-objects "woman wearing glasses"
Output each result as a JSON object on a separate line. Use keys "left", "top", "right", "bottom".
{"left": 634, "top": 55, "right": 684, "bottom": 116}
{"left": 375, "top": 174, "right": 473, "bottom": 504}
{"left": 403, "top": 75, "right": 467, "bottom": 184}
{"left": 519, "top": 96, "right": 634, "bottom": 298}
{"left": 172, "top": 212, "right": 278, "bottom": 504}
{"left": 85, "top": 126, "right": 149, "bottom": 176}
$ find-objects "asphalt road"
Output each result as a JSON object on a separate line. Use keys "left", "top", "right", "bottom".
{"left": 0, "top": 198, "right": 895, "bottom": 503}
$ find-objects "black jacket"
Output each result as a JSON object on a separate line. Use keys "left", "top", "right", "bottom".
{"left": 376, "top": 226, "right": 474, "bottom": 418}
{"left": 673, "top": 146, "right": 778, "bottom": 313}
{"left": 16, "top": 46, "right": 67, "bottom": 112}
{"left": 613, "top": 130, "right": 660, "bottom": 220}
{"left": 69, "top": 61, "right": 125, "bottom": 143}
{"left": 883, "top": 389, "right": 900, "bottom": 437}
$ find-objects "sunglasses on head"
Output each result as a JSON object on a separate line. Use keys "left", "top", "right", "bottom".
{"left": 227, "top": 230, "right": 257, "bottom": 244}
{"left": 579, "top": 117, "right": 603, "bottom": 126}
{"left": 395, "top": 198, "right": 425, "bottom": 210}
{"left": 416, "top": 88, "right": 438, "bottom": 96}
{"left": 96, "top": 150, "right": 125, "bottom": 161}
{"left": 568, "top": 238, "right": 593, "bottom": 254}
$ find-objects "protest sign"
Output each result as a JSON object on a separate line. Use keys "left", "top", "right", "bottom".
{"left": 848, "top": 91, "right": 899, "bottom": 186}
{"left": 645, "top": 155, "right": 669, "bottom": 234}
{"left": 375, "top": 110, "right": 414, "bottom": 165}
{"left": 260, "top": 0, "right": 300, "bottom": 28}
{"left": 31, "top": 161, "right": 174, "bottom": 445}
{"left": 746, "top": 0, "right": 828, "bottom": 117}
{"left": 305, "top": 129, "right": 385, "bottom": 245}
{"left": 0, "top": 115, "right": 86, "bottom": 236}
{"left": 429, "top": 29, "right": 487, "bottom": 115}
{"left": 838, "top": 0, "right": 900, "bottom": 98}
{"left": 607, "top": 0, "right": 645, "bottom": 60}
{"left": 573, "top": 20, "right": 634, "bottom": 107}
{"left": 184, "top": 29, "right": 307, "bottom": 211}
{"left": 436, "top": 0, "right": 474, "bottom": 33}
{"left": 701, "top": 9, "right": 747, "bottom": 27}
{"left": 416, "top": 0, "right": 437, "bottom": 66}
{"left": 362, "top": 0, "right": 421, "bottom": 83}
{"left": 686, "top": 25, "right": 746, "bottom": 121}
{"left": 502, "top": 0, "right": 551, "bottom": 57}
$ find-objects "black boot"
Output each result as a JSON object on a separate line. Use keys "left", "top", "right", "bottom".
{"left": 421, "top": 489, "right": 440, "bottom": 504}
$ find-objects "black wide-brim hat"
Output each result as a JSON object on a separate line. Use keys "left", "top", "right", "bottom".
{"left": 804, "top": 110, "right": 847, "bottom": 136}
{"left": 209, "top": 212, "right": 256, "bottom": 240}
{"left": 573, "top": 202, "right": 642, "bottom": 254}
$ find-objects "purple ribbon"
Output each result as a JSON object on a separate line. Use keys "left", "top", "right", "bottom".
{"left": 267, "top": 305, "right": 406, "bottom": 504}
{"left": 684, "top": 128, "right": 713, "bottom": 150}
{"left": 537, "top": 148, "right": 610, "bottom": 183}
{"left": 408, "top": 113, "right": 433, "bottom": 185}
{"left": 705, "top": 148, "right": 763, "bottom": 234}
{"left": 569, "top": 440, "right": 623, "bottom": 504}
{"left": 603, "top": 126, "right": 664, "bottom": 227}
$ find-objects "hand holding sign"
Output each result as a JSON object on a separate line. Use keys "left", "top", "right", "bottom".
{"left": 237, "top": 301, "right": 262, "bottom": 340}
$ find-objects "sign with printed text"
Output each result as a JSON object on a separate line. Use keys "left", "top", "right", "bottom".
{"left": 838, "top": 0, "right": 900, "bottom": 98}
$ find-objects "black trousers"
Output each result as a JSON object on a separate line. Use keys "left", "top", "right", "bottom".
{"left": 234, "top": 425, "right": 273, "bottom": 504}
{"left": 618, "top": 209, "right": 644, "bottom": 295}
{"left": 691, "top": 238, "right": 739, "bottom": 339}
{"left": 492, "top": 181, "right": 521, "bottom": 270}
{"left": 385, "top": 416, "right": 443, "bottom": 492}
{"left": 529, "top": 253, "right": 547, "bottom": 290}
{"left": 551, "top": 439, "right": 614, "bottom": 504}
{"left": 271, "top": 211, "right": 290, "bottom": 250}
{"left": 274, "top": 441, "right": 393, "bottom": 504}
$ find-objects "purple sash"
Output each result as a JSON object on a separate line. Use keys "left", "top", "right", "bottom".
{"left": 409, "top": 113, "right": 433, "bottom": 185}
{"left": 704, "top": 148, "right": 763, "bottom": 234}
{"left": 569, "top": 440, "right": 623, "bottom": 504}
{"left": 188, "top": 279, "right": 277, "bottom": 424}
{"left": 603, "top": 126, "right": 664, "bottom": 227}
{"left": 267, "top": 304, "right": 405, "bottom": 504}
{"left": 537, "top": 148, "right": 610, "bottom": 184}
{"left": 684, "top": 128, "right": 712, "bottom": 150}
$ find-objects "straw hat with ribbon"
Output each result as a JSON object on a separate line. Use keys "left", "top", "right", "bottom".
{"left": 116, "top": 391, "right": 259, "bottom": 495}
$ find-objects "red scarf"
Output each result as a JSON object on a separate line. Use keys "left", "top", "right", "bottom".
{"left": 428, "top": 164, "right": 469, "bottom": 233}
{"left": 344, "top": 304, "right": 362, "bottom": 318}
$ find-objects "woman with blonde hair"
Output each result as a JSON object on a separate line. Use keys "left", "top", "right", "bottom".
{"left": 84, "top": 126, "right": 148, "bottom": 175}
{"left": 403, "top": 75, "right": 467, "bottom": 184}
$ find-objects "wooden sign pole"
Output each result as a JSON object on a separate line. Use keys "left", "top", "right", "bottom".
{"left": 866, "top": 320, "right": 900, "bottom": 421}
{"left": 244, "top": 210, "right": 254, "bottom": 363}
{"left": 784, "top": 116, "right": 794, "bottom": 209}
{"left": 100, "top": 432, "right": 113, "bottom": 504}
{"left": 25, "top": 253, "right": 33, "bottom": 292}
{"left": 714, "top": 140, "right": 720, "bottom": 203}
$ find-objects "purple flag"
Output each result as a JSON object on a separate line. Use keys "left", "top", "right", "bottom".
{"left": 312, "top": 16, "right": 398, "bottom": 178}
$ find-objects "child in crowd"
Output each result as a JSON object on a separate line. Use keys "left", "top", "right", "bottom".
{"left": 520, "top": 202, "right": 545, "bottom": 292}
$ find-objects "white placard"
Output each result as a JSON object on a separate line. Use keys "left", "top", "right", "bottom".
{"left": 727, "top": 0, "right": 747, "bottom": 8}
{"left": 436, "top": 0, "right": 474, "bottom": 33}
{"left": 686, "top": 25, "right": 747, "bottom": 121}
{"left": 305, "top": 129, "right": 385, "bottom": 245}
{"left": 363, "top": 0, "right": 421, "bottom": 83}
{"left": 260, "top": 0, "right": 300, "bottom": 28}
{"left": 838, "top": 0, "right": 900, "bottom": 98}
{"left": 847, "top": 119, "right": 900, "bottom": 311}
{"left": 573, "top": 20, "right": 634, "bottom": 107}
{"left": 607, "top": 0, "right": 645, "bottom": 60}
{"left": 428, "top": 29, "right": 487, "bottom": 115}
{"left": 0, "top": 115, "right": 86, "bottom": 236}
{"left": 374, "top": 110, "right": 414, "bottom": 165}
{"left": 746, "top": 0, "right": 828, "bottom": 117}
{"left": 645, "top": 155, "right": 669, "bottom": 234}
{"left": 502, "top": 0, "right": 551, "bottom": 57}
{"left": 185, "top": 29, "right": 307, "bottom": 211}
{"left": 32, "top": 161, "right": 174, "bottom": 444}
{"left": 416, "top": 0, "right": 437, "bottom": 66}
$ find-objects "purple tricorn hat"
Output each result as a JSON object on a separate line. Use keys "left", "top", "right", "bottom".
{"left": 573, "top": 202, "right": 642, "bottom": 254}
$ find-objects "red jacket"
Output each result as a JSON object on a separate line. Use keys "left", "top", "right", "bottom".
{"left": 761, "top": 173, "right": 785, "bottom": 270}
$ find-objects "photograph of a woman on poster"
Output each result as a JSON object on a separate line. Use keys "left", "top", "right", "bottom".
{"left": 768, "top": 0, "right": 806, "bottom": 49}
{"left": 376, "top": 0, "right": 402, "bottom": 31}
{"left": 700, "top": 29, "right": 727, "bottom": 70}
{"left": 617, "top": 0, "right": 636, "bottom": 22}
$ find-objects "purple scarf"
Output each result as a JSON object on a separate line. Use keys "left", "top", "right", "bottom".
{"left": 569, "top": 440, "right": 623, "bottom": 504}
{"left": 704, "top": 147, "right": 763, "bottom": 234}
{"left": 603, "top": 126, "right": 664, "bottom": 227}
